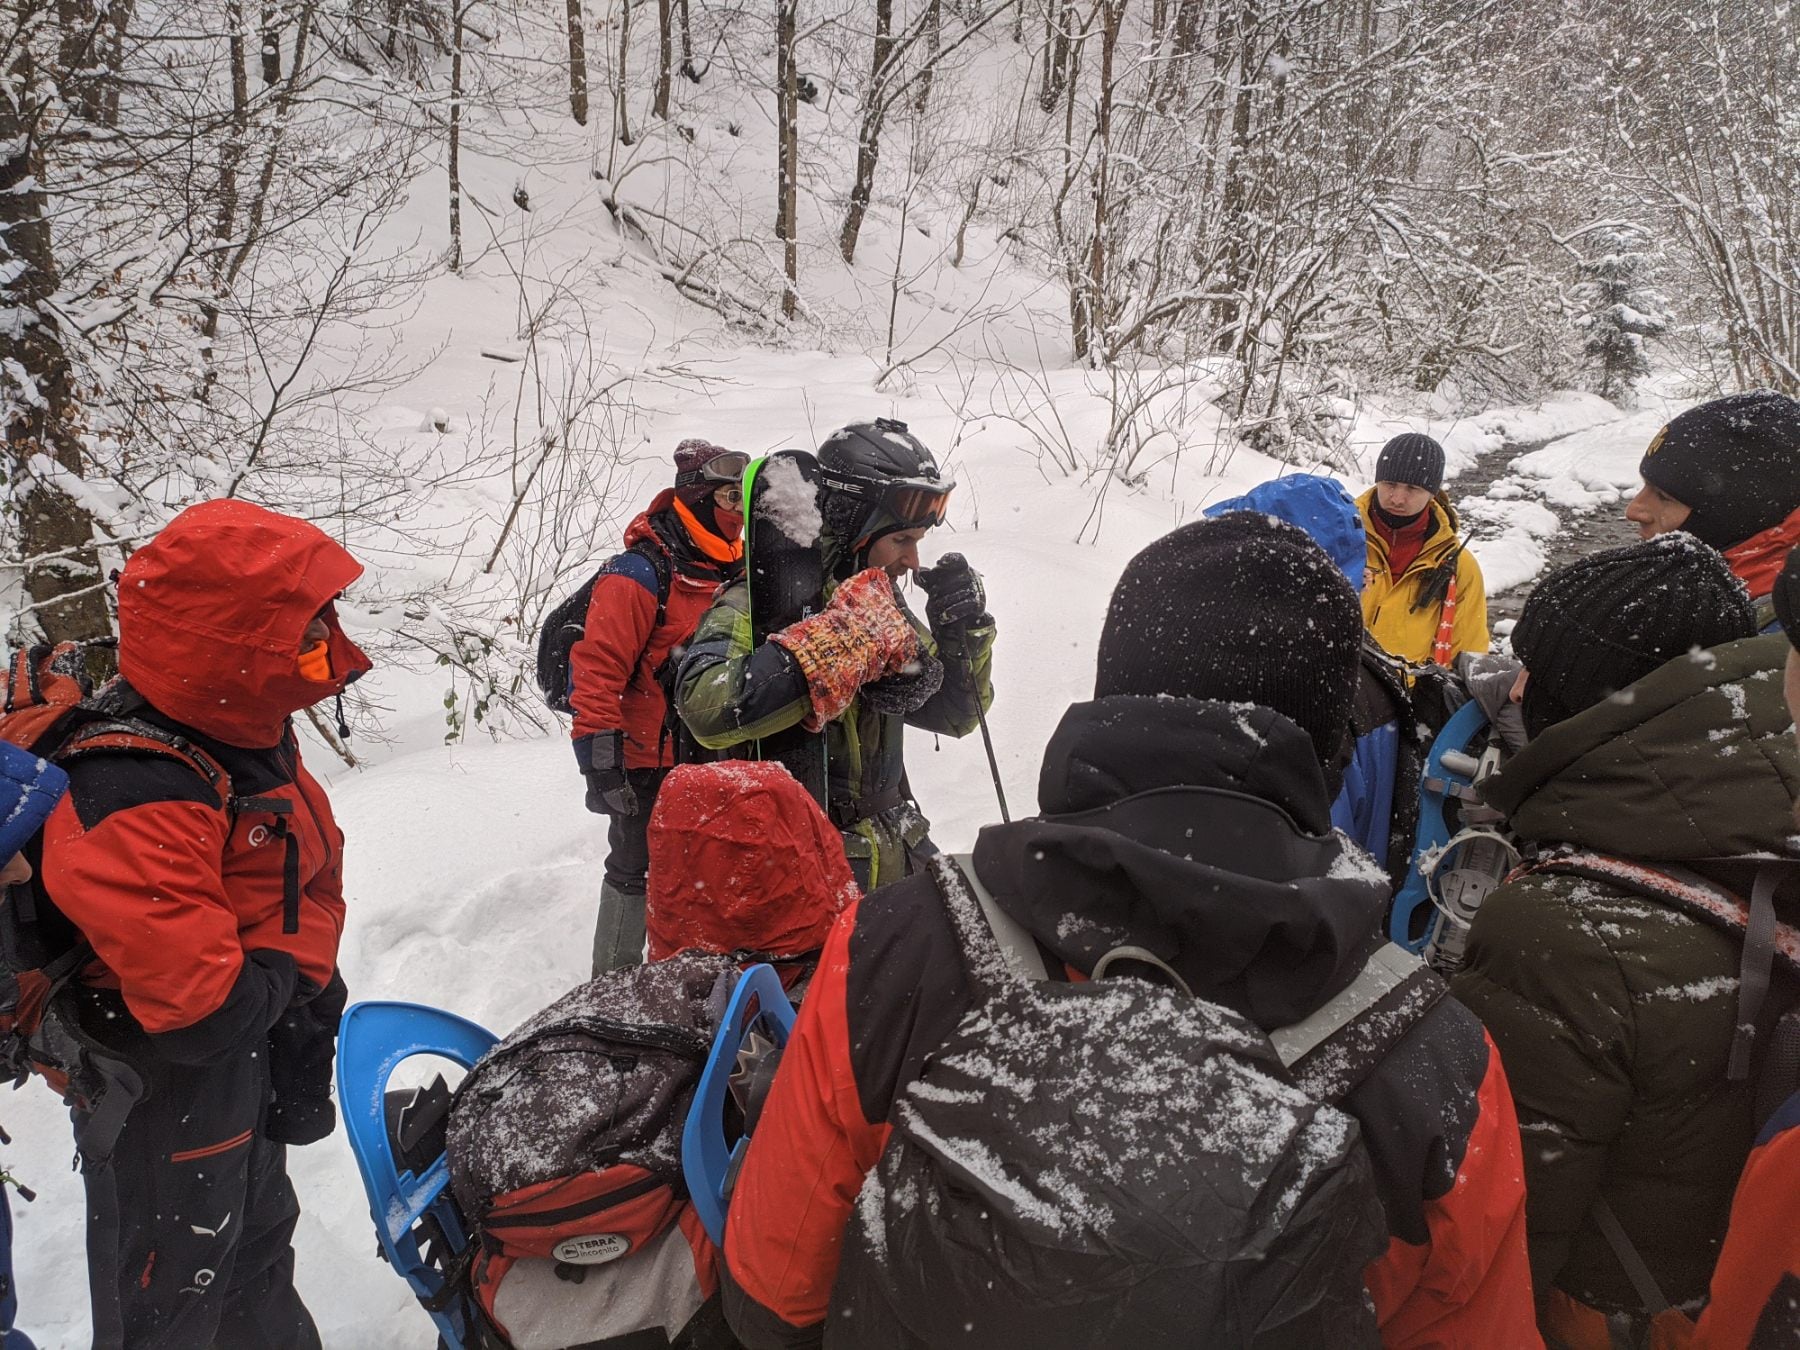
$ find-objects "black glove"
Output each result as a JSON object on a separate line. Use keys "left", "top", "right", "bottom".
{"left": 578, "top": 731, "right": 639, "bottom": 816}
{"left": 264, "top": 969, "right": 348, "bottom": 1146}
{"left": 917, "top": 554, "right": 986, "bottom": 633}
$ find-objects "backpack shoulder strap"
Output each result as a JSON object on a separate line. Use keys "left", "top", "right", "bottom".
{"left": 626, "top": 538, "right": 673, "bottom": 630}
{"left": 56, "top": 715, "right": 231, "bottom": 802}
{"left": 930, "top": 854, "right": 1050, "bottom": 986}
{"left": 1271, "top": 942, "right": 1448, "bottom": 1102}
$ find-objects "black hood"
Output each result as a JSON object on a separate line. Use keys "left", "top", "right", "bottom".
{"left": 970, "top": 696, "right": 1388, "bottom": 1028}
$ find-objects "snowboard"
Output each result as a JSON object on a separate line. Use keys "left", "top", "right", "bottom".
{"left": 744, "top": 449, "right": 824, "bottom": 641}
{"left": 741, "top": 450, "right": 831, "bottom": 807}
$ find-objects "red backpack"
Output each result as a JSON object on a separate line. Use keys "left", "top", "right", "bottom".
{"left": 0, "top": 640, "right": 231, "bottom": 1099}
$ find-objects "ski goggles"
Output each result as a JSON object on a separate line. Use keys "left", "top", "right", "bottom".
{"left": 818, "top": 466, "right": 956, "bottom": 532}
{"left": 676, "top": 449, "right": 752, "bottom": 490}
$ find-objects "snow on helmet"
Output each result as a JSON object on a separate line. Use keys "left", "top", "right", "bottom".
{"left": 815, "top": 419, "right": 954, "bottom": 569}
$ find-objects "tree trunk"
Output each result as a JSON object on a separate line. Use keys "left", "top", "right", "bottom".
{"left": 261, "top": 2, "right": 282, "bottom": 83}
{"left": 838, "top": 0, "right": 894, "bottom": 264}
{"left": 448, "top": 1, "right": 465, "bottom": 270}
{"left": 777, "top": 0, "right": 799, "bottom": 317}
{"left": 1213, "top": 0, "right": 1258, "bottom": 351}
{"left": 0, "top": 84, "right": 111, "bottom": 643}
{"left": 566, "top": 0, "right": 589, "bottom": 124}
{"left": 201, "top": 0, "right": 252, "bottom": 391}
{"left": 654, "top": 0, "right": 673, "bottom": 117}
{"left": 678, "top": 0, "right": 695, "bottom": 77}
{"left": 222, "top": 0, "right": 315, "bottom": 289}
{"left": 1039, "top": 0, "right": 1072, "bottom": 112}
{"left": 913, "top": 0, "right": 940, "bottom": 116}
{"left": 615, "top": 0, "right": 633, "bottom": 144}
{"left": 1086, "top": 0, "right": 1124, "bottom": 363}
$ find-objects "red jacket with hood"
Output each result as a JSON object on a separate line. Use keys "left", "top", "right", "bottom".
{"left": 40, "top": 500, "right": 371, "bottom": 1060}
{"left": 645, "top": 761, "right": 856, "bottom": 982}
{"left": 571, "top": 490, "right": 741, "bottom": 773}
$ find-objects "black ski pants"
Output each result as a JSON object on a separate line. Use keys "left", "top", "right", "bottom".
{"left": 75, "top": 1036, "right": 320, "bottom": 1350}
{"left": 600, "top": 768, "right": 670, "bottom": 894}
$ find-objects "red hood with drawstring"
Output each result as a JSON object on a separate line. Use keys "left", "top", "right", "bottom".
{"left": 118, "top": 499, "right": 371, "bottom": 749}
{"left": 41, "top": 499, "right": 369, "bottom": 1054}
{"left": 1722, "top": 504, "right": 1800, "bottom": 607}
{"left": 645, "top": 761, "right": 856, "bottom": 971}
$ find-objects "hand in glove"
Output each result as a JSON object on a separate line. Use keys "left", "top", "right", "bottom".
{"left": 917, "top": 554, "right": 986, "bottom": 633}
{"left": 578, "top": 731, "right": 640, "bottom": 816}
{"left": 770, "top": 568, "right": 922, "bottom": 730}
{"left": 264, "top": 970, "right": 348, "bottom": 1147}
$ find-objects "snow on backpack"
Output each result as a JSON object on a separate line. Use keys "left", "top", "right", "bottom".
{"left": 444, "top": 951, "right": 740, "bottom": 1350}
{"left": 0, "top": 641, "right": 235, "bottom": 1105}
{"left": 829, "top": 855, "right": 1435, "bottom": 1350}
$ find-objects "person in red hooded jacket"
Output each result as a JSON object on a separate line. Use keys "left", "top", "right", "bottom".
{"left": 39, "top": 499, "right": 372, "bottom": 1350}
{"left": 644, "top": 760, "right": 857, "bottom": 996}
{"left": 572, "top": 439, "right": 745, "bottom": 975}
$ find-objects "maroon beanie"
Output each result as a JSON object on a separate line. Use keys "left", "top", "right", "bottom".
{"left": 674, "top": 439, "right": 735, "bottom": 506}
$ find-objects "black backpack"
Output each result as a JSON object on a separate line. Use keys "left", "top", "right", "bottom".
{"left": 535, "top": 540, "right": 673, "bottom": 716}
{"left": 829, "top": 856, "right": 1416, "bottom": 1349}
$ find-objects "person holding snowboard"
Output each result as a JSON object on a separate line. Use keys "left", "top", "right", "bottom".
{"left": 572, "top": 439, "right": 746, "bottom": 974}
{"left": 1625, "top": 390, "right": 1800, "bottom": 628}
{"left": 676, "top": 419, "right": 994, "bottom": 892}
{"left": 1358, "top": 433, "right": 1490, "bottom": 665}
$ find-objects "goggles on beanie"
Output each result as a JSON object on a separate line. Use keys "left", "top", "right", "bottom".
{"left": 675, "top": 449, "right": 752, "bottom": 491}
{"left": 819, "top": 466, "right": 955, "bottom": 540}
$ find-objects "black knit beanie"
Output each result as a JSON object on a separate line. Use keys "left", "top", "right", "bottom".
{"left": 1095, "top": 514, "right": 1363, "bottom": 768}
{"left": 1639, "top": 392, "right": 1800, "bottom": 549}
{"left": 1512, "top": 534, "right": 1757, "bottom": 738}
{"left": 1775, "top": 547, "right": 1800, "bottom": 650}
{"left": 1375, "top": 433, "right": 1446, "bottom": 494}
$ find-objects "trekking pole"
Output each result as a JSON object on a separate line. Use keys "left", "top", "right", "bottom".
{"left": 975, "top": 699, "right": 1009, "bottom": 824}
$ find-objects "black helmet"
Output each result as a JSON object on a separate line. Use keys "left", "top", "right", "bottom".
{"left": 816, "top": 419, "right": 954, "bottom": 566}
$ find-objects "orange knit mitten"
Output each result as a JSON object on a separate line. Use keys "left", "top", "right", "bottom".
{"left": 770, "top": 569, "right": 921, "bottom": 730}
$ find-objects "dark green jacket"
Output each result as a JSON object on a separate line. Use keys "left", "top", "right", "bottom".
{"left": 674, "top": 578, "right": 994, "bottom": 891}
{"left": 1451, "top": 634, "right": 1800, "bottom": 1318}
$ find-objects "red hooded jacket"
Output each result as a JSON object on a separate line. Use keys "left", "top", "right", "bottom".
{"left": 40, "top": 500, "right": 371, "bottom": 1058}
{"left": 645, "top": 761, "right": 856, "bottom": 977}
{"left": 1723, "top": 503, "right": 1800, "bottom": 610}
{"left": 571, "top": 492, "right": 740, "bottom": 772}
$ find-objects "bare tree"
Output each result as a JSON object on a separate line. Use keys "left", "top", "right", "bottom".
{"left": 0, "top": 73, "right": 110, "bottom": 642}
{"left": 776, "top": 0, "right": 799, "bottom": 316}
{"left": 653, "top": 0, "right": 672, "bottom": 116}
{"left": 566, "top": 0, "right": 588, "bottom": 123}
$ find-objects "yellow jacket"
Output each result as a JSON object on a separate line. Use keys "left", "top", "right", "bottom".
{"left": 1358, "top": 490, "right": 1489, "bottom": 664}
